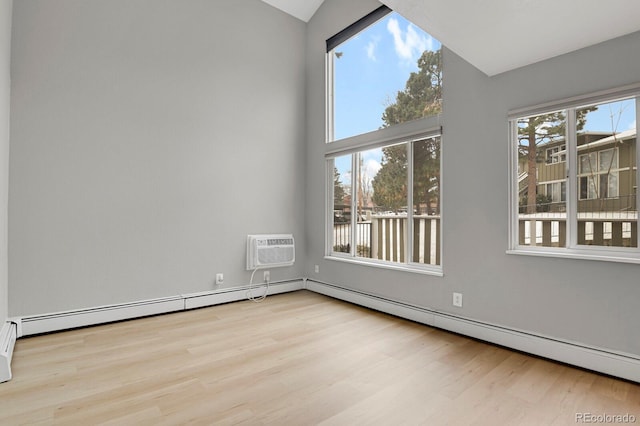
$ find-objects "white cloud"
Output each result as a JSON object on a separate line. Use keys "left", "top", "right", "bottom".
{"left": 387, "top": 18, "right": 433, "bottom": 63}
{"left": 366, "top": 40, "right": 377, "bottom": 61}
{"left": 364, "top": 158, "right": 382, "bottom": 177}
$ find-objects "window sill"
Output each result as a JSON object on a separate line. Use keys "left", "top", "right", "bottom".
{"left": 325, "top": 255, "right": 444, "bottom": 277}
{"left": 506, "top": 247, "right": 640, "bottom": 264}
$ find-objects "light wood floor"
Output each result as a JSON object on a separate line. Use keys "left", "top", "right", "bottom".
{"left": 1, "top": 291, "right": 639, "bottom": 425}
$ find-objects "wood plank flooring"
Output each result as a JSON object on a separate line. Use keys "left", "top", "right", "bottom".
{"left": 1, "top": 290, "right": 639, "bottom": 425}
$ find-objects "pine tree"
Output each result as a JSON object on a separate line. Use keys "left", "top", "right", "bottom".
{"left": 372, "top": 49, "right": 442, "bottom": 213}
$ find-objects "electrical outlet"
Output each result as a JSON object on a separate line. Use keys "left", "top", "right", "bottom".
{"left": 453, "top": 292, "right": 463, "bottom": 308}
{"left": 314, "top": 265, "right": 319, "bottom": 273}
{"left": 263, "top": 271, "right": 270, "bottom": 282}
{"left": 215, "top": 273, "right": 224, "bottom": 285}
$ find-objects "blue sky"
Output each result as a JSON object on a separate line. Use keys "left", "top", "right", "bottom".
{"left": 332, "top": 12, "right": 440, "bottom": 191}
{"left": 582, "top": 98, "right": 636, "bottom": 133}
{"left": 332, "top": 12, "right": 440, "bottom": 141}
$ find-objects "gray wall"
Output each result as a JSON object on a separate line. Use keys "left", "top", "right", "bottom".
{"left": 0, "top": 0, "right": 12, "bottom": 324}
{"left": 306, "top": 0, "right": 640, "bottom": 357}
{"left": 9, "top": 0, "right": 306, "bottom": 316}
{"left": 8, "top": 0, "right": 640, "bottom": 358}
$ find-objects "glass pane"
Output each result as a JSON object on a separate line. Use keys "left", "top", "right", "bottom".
{"left": 516, "top": 111, "right": 567, "bottom": 247}
{"left": 370, "top": 143, "right": 408, "bottom": 262}
{"left": 580, "top": 153, "right": 596, "bottom": 174}
{"left": 576, "top": 98, "right": 636, "bottom": 247}
{"left": 609, "top": 172, "right": 619, "bottom": 198}
{"left": 354, "top": 148, "right": 383, "bottom": 259}
{"left": 412, "top": 137, "right": 440, "bottom": 265}
{"left": 331, "top": 12, "right": 442, "bottom": 141}
{"left": 332, "top": 155, "right": 352, "bottom": 253}
{"left": 599, "top": 149, "right": 617, "bottom": 170}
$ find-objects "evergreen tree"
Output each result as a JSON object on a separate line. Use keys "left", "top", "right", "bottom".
{"left": 372, "top": 49, "right": 442, "bottom": 213}
{"left": 518, "top": 108, "right": 593, "bottom": 213}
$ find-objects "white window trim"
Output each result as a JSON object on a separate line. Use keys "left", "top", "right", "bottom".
{"left": 507, "top": 84, "right": 640, "bottom": 264}
{"left": 324, "top": 8, "right": 444, "bottom": 275}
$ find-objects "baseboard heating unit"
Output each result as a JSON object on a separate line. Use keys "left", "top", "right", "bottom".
{"left": 0, "top": 321, "right": 17, "bottom": 383}
{"left": 16, "top": 279, "right": 304, "bottom": 337}
{"left": 305, "top": 280, "right": 640, "bottom": 384}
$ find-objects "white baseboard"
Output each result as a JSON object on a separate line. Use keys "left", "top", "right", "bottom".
{"left": 305, "top": 280, "right": 640, "bottom": 383}
{"left": 0, "top": 321, "right": 17, "bottom": 383}
{"left": 19, "top": 296, "right": 185, "bottom": 336}
{"left": 17, "top": 280, "right": 305, "bottom": 336}
{"left": 11, "top": 278, "right": 639, "bottom": 383}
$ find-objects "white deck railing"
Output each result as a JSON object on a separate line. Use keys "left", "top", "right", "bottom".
{"left": 334, "top": 215, "right": 440, "bottom": 265}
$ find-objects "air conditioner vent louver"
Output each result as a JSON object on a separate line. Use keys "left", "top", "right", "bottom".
{"left": 247, "top": 234, "right": 295, "bottom": 270}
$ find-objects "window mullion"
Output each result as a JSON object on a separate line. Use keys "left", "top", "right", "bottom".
{"left": 407, "top": 142, "right": 414, "bottom": 264}
{"left": 567, "top": 108, "right": 578, "bottom": 248}
{"left": 635, "top": 97, "right": 640, "bottom": 241}
{"left": 325, "top": 159, "right": 334, "bottom": 256}
{"left": 509, "top": 120, "right": 520, "bottom": 249}
{"left": 351, "top": 154, "right": 358, "bottom": 257}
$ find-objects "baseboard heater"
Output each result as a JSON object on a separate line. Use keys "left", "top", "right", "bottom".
{"left": 305, "top": 279, "right": 640, "bottom": 384}
{"left": 15, "top": 279, "right": 304, "bottom": 337}
{"left": 0, "top": 321, "right": 17, "bottom": 383}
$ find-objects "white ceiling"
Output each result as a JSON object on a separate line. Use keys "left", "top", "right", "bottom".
{"left": 260, "top": 0, "right": 325, "bottom": 23}
{"left": 260, "top": 0, "right": 640, "bottom": 76}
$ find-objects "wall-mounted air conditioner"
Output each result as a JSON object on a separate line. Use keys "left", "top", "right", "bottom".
{"left": 246, "top": 234, "right": 295, "bottom": 270}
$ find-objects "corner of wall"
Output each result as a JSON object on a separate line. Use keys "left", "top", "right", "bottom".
{"left": 0, "top": 0, "right": 14, "bottom": 325}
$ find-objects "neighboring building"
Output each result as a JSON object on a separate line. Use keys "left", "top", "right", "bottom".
{"left": 519, "top": 130, "right": 637, "bottom": 247}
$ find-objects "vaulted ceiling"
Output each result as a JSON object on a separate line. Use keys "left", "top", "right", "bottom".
{"left": 260, "top": 0, "right": 640, "bottom": 76}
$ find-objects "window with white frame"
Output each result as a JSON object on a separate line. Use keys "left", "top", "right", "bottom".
{"left": 325, "top": 6, "right": 443, "bottom": 273}
{"left": 546, "top": 145, "right": 566, "bottom": 164}
{"left": 329, "top": 135, "right": 441, "bottom": 270}
{"left": 510, "top": 88, "right": 639, "bottom": 260}
{"left": 326, "top": 6, "right": 442, "bottom": 142}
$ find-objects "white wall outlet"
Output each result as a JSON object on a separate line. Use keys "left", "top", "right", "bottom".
{"left": 215, "top": 273, "right": 224, "bottom": 285}
{"left": 314, "top": 265, "right": 319, "bottom": 273}
{"left": 453, "top": 292, "right": 463, "bottom": 307}
{"left": 263, "top": 271, "right": 270, "bottom": 282}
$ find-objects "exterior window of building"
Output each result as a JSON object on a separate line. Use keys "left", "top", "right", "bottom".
{"left": 325, "top": 7, "right": 443, "bottom": 274}
{"left": 546, "top": 145, "right": 566, "bottom": 163}
{"left": 546, "top": 181, "right": 566, "bottom": 203}
{"left": 510, "top": 88, "right": 639, "bottom": 261}
{"left": 579, "top": 149, "right": 619, "bottom": 200}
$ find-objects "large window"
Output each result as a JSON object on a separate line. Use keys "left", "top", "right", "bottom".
{"left": 510, "top": 87, "right": 639, "bottom": 261}
{"left": 327, "top": 6, "right": 442, "bottom": 142}
{"left": 329, "top": 135, "right": 441, "bottom": 270}
{"left": 325, "top": 7, "right": 443, "bottom": 274}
